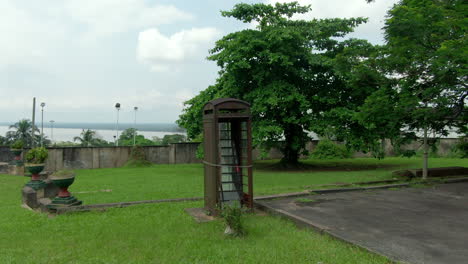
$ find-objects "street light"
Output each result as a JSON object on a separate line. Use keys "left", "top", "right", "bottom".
{"left": 50, "top": 120, "right": 55, "bottom": 145}
{"left": 133, "top": 106, "right": 138, "bottom": 146}
{"left": 40, "top": 102, "right": 45, "bottom": 147}
{"left": 115, "top": 103, "right": 121, "bottom": 147}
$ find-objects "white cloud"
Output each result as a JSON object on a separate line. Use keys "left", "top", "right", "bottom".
{"left": 0, "top": 0, "right": 194, "bottom": 69}
{"left": 137, "top": 27, "right": 221, "bottom": 72}
{"left": 65, "top": 0, "right": 193, "bottom": 37}
{"left": 0, "top": 1, "right": 66, "bottom": 68}
{"left": 265, "top": 0, "right": 398, "bottom": 43}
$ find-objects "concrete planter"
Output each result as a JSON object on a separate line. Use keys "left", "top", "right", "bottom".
{"left": 25, "top": 163, "right": 46, "bottom": 190}
{"left": 48, "top": 173, "right": 82, "bottom": 209}
{"left": 10, "top": 149, "right": 23, "bottom": 166}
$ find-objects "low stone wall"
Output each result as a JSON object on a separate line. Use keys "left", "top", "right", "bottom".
{"left": 253, "top": 138, "right": 462, "bottom": 159}
{"left": 0, "top": 138, "right": 461, "bottom": 172}
{"left": 0, "top": 143, "right": 202, "bottom": 172}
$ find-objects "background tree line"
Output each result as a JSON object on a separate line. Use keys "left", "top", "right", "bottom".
{"left": 0, "top": 119, "right": 186, "bottom": 147}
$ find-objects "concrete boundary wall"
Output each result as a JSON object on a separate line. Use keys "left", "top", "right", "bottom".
{"left": 0, "top": 139, "right": 461, "bottom": 171}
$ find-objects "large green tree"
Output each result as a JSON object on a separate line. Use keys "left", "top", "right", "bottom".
{"left": 383, "top": 0, "right": 467, "bottom": 175}
{"left": 313, "top": 0, "right": 467, "bottom": 161}
{"left": 384, "top": 0, "right": 467, "bottom": 134}
{"left": 178, "top": 2, "right": 372, "bottom": 165}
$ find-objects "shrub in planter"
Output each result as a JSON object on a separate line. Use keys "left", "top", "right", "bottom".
{"left": 24, "top": 147, "right": 48, "bottom": 189}
{"left": 310, "top": 139, "right": 352, "bottom": 159}
{"left": 25, "top": 147, "right": 48, "bottom": 165}
{"left": 11, "top": 140, "right": 24, "bottom": 150}
{"left": 10, "top": 140, "right": 25, "bottom": 165}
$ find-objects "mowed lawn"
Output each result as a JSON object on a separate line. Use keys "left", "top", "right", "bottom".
{"left": 69, "top": 157, "right": 467, "bottom": 204}
{"left": 0, "top": 157, "right": 466, "bottom": 263}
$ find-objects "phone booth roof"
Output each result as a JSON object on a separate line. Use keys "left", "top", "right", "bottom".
{"left": 203, "top": 98, "right": 250, "bottom": 119}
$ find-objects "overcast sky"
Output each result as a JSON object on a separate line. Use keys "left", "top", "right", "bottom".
{"left": 0, "top": 0, "right": 398, "bottom": 124}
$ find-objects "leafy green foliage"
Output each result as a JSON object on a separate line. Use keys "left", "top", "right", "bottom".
{"left": 119, "top": 128, "right": 155, "bottom": 146}
{"left": 162, "top": 134, "right": 186, "bottom": 145}
{"left": 152, "top": 134, "right": 187, "bottom": 146}
{"left": 11, "top": 140, "right": 24, "bottom": 149}
{"left": 0, "top": 135, "right": 7, "bottom": 145}
{"left": 124, "top": 146, "right": 153, "bottom": 168}
{"left": 73, "top": 129, "right": 110, "bottom": 147}
{"left": 449, "top": 137, "right": 468, "bottom": 158}
{"left": 383, "top": 0, "right": 467, "bottom": 136}
{"left": 178, "top": 2, "right": 370, "bottom": 165}
{"left": 25, "top": 147, "right": 48, "bottom": 164}
{"left": 5, "top": 119, "right": 45, "bottom": 147}
{"left": 310, "top": 140, "right": 352, "bottom": 159}
{"left": 220, "top": 201, "right": 245, "bottom": 237}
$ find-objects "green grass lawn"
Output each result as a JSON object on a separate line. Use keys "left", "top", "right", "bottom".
{"left": 0, "top": 157, "right": 466, "bottom": 263}
{"left": 66, "top": 157, "right": 467, "bottom": 204}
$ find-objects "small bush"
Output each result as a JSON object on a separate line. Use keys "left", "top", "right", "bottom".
{"left": 449, "top": 138, "right": 468, "bottom": 158}
{"left": 25, "top": 147, "right": 48, "bottom": 164}
{"left": 195, "top": 143, "right": 204, "bottom": 160}
{"left": 11, "top": 140, "right": 24, "bottom": 149}
{"left": 310, "top": 139, "right": 352, "bottom": 159}
{"left": 398, "top": 149, "right": 417, "bottom": 158}
{"left": 124, "top": 146, "right": 152, "bottom": 168}
{"left": 220, "top": 201, "right": 245, "bottom": 237}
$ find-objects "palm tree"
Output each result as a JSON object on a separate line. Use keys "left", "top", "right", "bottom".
{"left": 6, "top": 119, "right": 39, "bottom": 147}
{"left": 73, "top": 129, "right": 98, "bottom": 147}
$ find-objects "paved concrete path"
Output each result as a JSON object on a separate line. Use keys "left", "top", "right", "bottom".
{"left": 261, "top": 182, "right": 468, "bottom": 264}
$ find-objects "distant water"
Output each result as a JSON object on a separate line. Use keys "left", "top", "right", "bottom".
{"left": 0, "top": 126, "right": 184, "bottom": 143}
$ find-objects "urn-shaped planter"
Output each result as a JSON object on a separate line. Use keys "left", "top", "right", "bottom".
{"left": 47, "top": 171, "right": 82, "bottom": 209}
{"left": 25, "top": 163, "right": 46, "bottom": 190}
{"left": 10, "top": 140, "right": 24, "bottom": 166}
{"left": 10, "top": 149, "right": 23, "bottom": 166}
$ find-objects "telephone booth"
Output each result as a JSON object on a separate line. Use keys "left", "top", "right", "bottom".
{"left": 203, "top": 98, "right": 253, "bottom": 214}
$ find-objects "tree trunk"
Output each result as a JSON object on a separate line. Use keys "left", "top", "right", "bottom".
{"left": 280, "top": 124, "right": 304, "bottom": 166}
{"left": 422, "top": 124, "right": 428, "bottom": 180}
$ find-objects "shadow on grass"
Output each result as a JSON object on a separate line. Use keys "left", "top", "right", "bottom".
{"left": 254, "top": 158, "right": 418, "bottom": 172}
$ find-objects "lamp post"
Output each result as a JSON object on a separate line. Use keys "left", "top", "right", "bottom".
{"left": 133, "top": 106, "right": 138, "bottom": 146}
{"left": 40, "top": 102, "right": 45, "bottom": 147}
{"left": 31, "top": 98, "right": 36, "bottom": 148}
{"left": 115, "top": 103, "right": 121, "bottom": 147}
{"left": 50, "top": 120, "right": 55, "bottom": 145}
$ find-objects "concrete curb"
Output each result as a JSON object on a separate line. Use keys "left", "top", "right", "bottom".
{"left": 55, "top": 197, "right": 203, "bottom": 214}
{"left": 255, "top": 176, "right": 468, "bottom": 201}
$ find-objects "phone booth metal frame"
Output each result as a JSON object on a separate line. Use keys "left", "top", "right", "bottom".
{"left": 202, "top": 98, "right": 253, "bottom": 215}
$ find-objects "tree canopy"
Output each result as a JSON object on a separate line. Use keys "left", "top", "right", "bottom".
{"left": 73, "top": 129, "right": 108, "bottom": 147}
{"left": 178, "top": 2, "right": 373, "bottom": 165}
{"left": 178, "top": 1, "right": 466, "bottom": 164}
{"left": 118, "top": 128, "right": 155, "bottom": 146}
{"left": 383, "top": 0, "right": 467, "bottom": 135}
